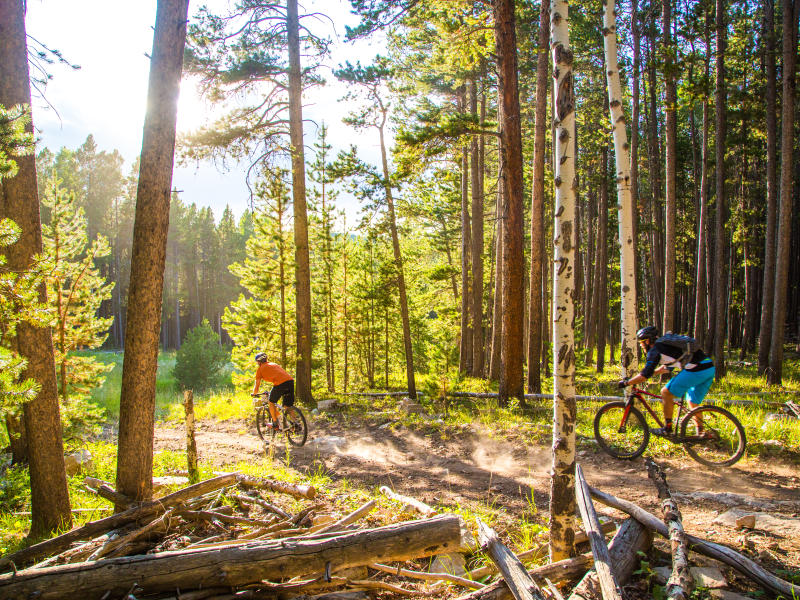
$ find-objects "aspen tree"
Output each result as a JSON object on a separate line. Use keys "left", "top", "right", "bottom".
{"left": 602, "top": 0, "right": 637, "bottom": 379}
{"left": 549, "top": 0, "right": 578, "bottom": 562}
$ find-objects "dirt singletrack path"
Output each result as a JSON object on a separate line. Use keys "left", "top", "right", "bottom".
{"left": 155, "top": 411, "right": 800, "bottom": 577}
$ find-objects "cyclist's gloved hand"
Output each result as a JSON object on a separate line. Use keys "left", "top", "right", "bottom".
{"left": 616, "top": 378, "right": 628, "bottom": 389}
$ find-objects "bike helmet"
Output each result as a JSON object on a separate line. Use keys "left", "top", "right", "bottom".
{"left": 636, "top": 325, "right": 659, "bottom": 341}
{"left": 254, "top": 352, "right": 267, "bottom": 363}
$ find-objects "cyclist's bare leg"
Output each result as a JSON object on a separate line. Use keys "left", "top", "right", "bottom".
{"left": 268, "top": 400, "right": 280, "bottom": 424}
{"left": 660, "top": 385, "right": 676, "bottom": 428}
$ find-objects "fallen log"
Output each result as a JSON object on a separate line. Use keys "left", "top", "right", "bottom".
{"left": 454, "top": 554, "right": 594, "bottom": 600}
{"left": 646, "top": 459, "right": 692, "bottom": 600}
{"left": 568, "top": 518, "right": 651, "bottom": 600}
{"left": 467, "top": 522, "right": 616, "bottom": 581}
{"left": 234, "top": 473, "right": 316, "bottom": 499}
{"left": 379, "top": 486, "right": 437, "bottom": 517}
{"left": 574, "top": 465, "right": 624, "bottom": 600}
{"left": 0, "top": 514, "right": 462, "bottom": 600}
{"left": 588, "top": 486, "right": 800, "bottom": 598}
{"left": 0, "top": 473, "right": 239, "bottom": 571}
{"left": 477, "top": 518, "right": 546, "bottom": 600}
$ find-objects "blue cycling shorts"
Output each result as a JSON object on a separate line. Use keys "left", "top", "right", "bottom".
{"left": 666, "top": 362, "right": 715, "bottom": 405}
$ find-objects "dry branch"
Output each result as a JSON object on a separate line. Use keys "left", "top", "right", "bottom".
{"left": 0, "top": 514, "right": 462, "bottom": 600}
{"left": 83, "top": 476, "right": 135, "bottom": 509}
{"left": 646, "top": 459, "right": 692, "bottom": 600}
{"left": 588, "top": 486, "right": 800, "bottom": 598}
{"left": 379, "top": 485, "right": 437, "bottom": 516}
{"left": 477, "top": 518, "right": 546, "bottom": 600}
{"left": 369, "top": 562, "right": 484, "bottom": 589}
{"left": 454, "top": 554, "right": 594, "bottom": 600}
{"left": 234, "top": 473, "right": 316, "bottom": 499}
{"left": 574, "top": 465, "right": 625, "bottom": 600}
{"left": 313, "top": 499, "right": 377, "bottom": 535}
{"left": 232, "top": 493, "right": 291, "bottom": 519}
{"left": 568, "top": 518, "right": 651, "bottom": 600}
{"left": 0, "top": 473, "right": 238, "bottom": 570}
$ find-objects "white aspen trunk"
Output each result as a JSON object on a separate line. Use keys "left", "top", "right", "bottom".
{"left": 549, "top": 0, "right": 578, "bottom": 562}
{"left": 602, "top": 0, "right": 637, "bottom": 379}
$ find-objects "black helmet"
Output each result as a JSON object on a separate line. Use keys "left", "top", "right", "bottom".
{"left": 255, "top": 352, "right": 267, "bottom": 363}
{"left": 636, "top": 326, "right": 659, "bottom": 341}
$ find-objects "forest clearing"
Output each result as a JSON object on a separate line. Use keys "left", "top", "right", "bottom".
{"left": 2, "top": 0, "right": 800, "bottom": 598}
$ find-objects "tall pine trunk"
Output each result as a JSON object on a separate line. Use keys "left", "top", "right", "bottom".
{"left": 758, "top": 0, "right": 779, "bottom": 373}
{"left": 460, "top": 135, "right": 473, "bottom": 373}
{"left": 630, "top": 0, "right": 641, "bottom": 322}
{"left": 662, "top": 0, "right": 677, "bottom": 333}
{"left": 526, "top": 0, "right": 549, "bottom": 394}
{"left": 549, "top": 0, "right": 578, "bottom": 562}
{"left": 117, "top": 0, "right": 189, "bottom": 503}
{"left": 712, "top": 0, "right": 728, "bottom": 378}
{"left": 494, "top": 0, "right": 525, "bottom": 403}
{"left": 596, "top": 149, "right": 609, "bottom": 373}
{"left": 287, "top": 0, "right": 313, "bottom": 403}
{"left": 489, "top": 169, "right": 504, "bottom": 382}
{"left": 470, "top": 79, "right": 485, "bottom": 377}
{"left": 694, "top": 16, "right": 711, "bottom": 348}
{"left": 767, "top": 0, "right": 798, "bottom": 383}
{"left": 378, "top": 123, "right": 417, "bottom": 397}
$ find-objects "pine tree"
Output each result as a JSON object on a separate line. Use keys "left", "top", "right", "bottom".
{"left": 40, "top": 179, "right": 114, "bottom": 440}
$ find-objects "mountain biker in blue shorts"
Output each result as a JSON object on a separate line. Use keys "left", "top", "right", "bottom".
{"left": 617, "top": 326, "right": 716, "bottom": 437}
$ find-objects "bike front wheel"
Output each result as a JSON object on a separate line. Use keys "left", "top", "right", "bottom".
{"left": 594, "top": 401, "right": 650, "bottom": 460}
{"left": 680, "top": 405, "right": 746, "bottom": 467}
{"left": 283, "top": 407, "right": 308, "bottom": 447}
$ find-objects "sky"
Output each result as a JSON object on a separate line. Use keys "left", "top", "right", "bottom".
{"left": 25, "top": 0, "right": 386, "bottom": 223}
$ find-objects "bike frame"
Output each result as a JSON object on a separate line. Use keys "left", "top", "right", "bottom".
{"left": 621, "top": 387, "right": 686, "bottom": 431}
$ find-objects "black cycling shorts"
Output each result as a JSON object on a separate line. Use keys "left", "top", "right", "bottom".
{"left": 269, "top": 379, "right": 295, "bottom": 407}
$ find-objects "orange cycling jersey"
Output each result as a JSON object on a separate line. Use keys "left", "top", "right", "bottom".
{"left": 254, "top": 361, "right": 292, "bottom": 394}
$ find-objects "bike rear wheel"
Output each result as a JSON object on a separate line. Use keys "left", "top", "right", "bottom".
{"left": 680, "top": 405, "right": 746, "bottom": 467}
{"left": 283, "top": 407, "right": 308, "bottom": 446}
{"left": 594, "top": 401, "right": 650, "bottom": 459}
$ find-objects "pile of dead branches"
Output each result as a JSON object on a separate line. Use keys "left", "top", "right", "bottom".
{"left": 2, "top": 463, "right": 799, "bottom": 600}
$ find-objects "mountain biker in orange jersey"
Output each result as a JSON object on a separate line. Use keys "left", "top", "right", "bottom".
{"left": 616, "top": 326, "right": 716, "bottom": 437}
{"left": 252, "top": 353, "right": 296, "bottom": 429}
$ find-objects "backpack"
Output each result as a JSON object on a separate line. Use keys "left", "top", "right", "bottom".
{"left": 655, "top": 333, "right": 700, "bottom": 368}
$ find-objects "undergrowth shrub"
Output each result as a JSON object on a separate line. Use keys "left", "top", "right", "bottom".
{"left": 172, "top": 320, "right": 231, "bottom": 391}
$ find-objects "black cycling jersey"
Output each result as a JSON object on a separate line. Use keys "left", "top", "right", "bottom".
{"left": 640, "top": 342, "right": 712, "bottom": 379}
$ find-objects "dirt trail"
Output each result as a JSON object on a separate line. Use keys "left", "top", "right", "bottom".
{"left": 155, "top": 412, "right": 800, "bottom": 575}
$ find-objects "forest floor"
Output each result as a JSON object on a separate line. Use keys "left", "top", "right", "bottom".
{"left": 154, "top": 405, "right": 800, "bottom": 595}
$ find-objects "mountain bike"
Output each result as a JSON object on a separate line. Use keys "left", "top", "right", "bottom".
{"left": 253, "top": 391, "right": 308, "bottom": 449}
{"left": 593, "top": 386, "right": 746, "bottom": 467}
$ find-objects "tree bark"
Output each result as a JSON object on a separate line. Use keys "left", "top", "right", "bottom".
{"left": 712, "top": 0, "right": 728, "bottom": 378}
{"left": 495, "top": 0, "right": 525, "bottom": 403}
{"left": 378, "top": 123, "right": 417, "bottom": 398}
{"left": 183, "top": 390, "right": 198, "bottom": 483}
{"left": 575, "top": 465, "right": 625, "bottom": 600}
{"left": 287, "top": 0, "right": 313, "bottom": 403}
{"left": 477, "top": 519, "right": 546, "bottom": 600}
{"left": 527, "top": 0, "right": 549, "bottom": 394}
{"left": 0, "top": 515, "right": 462, "bottom": 600}
{"left": 596, "top": 150, "right": 609, "bottom": 373}
{"left": 767, "top": 0, "right": 798, "bottom": 383}
{"left": 694, "top": 7, "right": 712, "bottom": 348}
{"left": 549, "top": 0, "right": 578, "bottom": 562}
{"left": 603, "top": 0, "right": 638, "bottom": 381}
{"left": 490, "top": 171, "right": 504, "bottom": 382}
{"left": 662, "top": 0, "right": 677, "bottom": 333}
{"left": 461, "top": 135, "right": 473, "bottom": 373}
{"left": 568, "top": 518, "right": 651, "bottom": 600}
{"left": 0, "top": 0, "right": 72, "bottom": 537}
{"left": 630, "top": 0, "right": 642, "bottom": 325}
{"left": 471, "top": 78, "right": 485, "bottom": 376}
{"left": 117, "top": 0, "right": 189, "bottom": 504}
